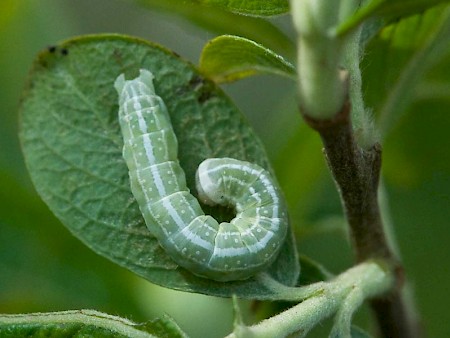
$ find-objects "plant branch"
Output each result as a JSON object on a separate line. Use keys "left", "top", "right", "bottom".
{"left": 302, "top": 100, "right": 389, "bottom": 261}
{"left": 290, "top": 1, "right": 421, "bottom": 335}
{"left": 227, "top": 261, "right": 393, "bottom": 338}
{"left": 302, "top": 100, "right": 419, "bottom": 338}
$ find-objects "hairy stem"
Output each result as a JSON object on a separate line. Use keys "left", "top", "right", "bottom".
{"left": 228, "top": 261, "right": 393, "bottom": 338}
{"left": 290, "top": 0, "right": 345, "bottom": 119}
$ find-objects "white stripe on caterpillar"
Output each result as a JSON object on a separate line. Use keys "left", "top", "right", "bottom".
{"left": 115, "top": 69, "right": 288, "bottom": 281}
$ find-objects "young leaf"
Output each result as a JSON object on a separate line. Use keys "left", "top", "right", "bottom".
{"left": 136, "top": 0, "right": 294, "bottom": 58}
{"left": 0, "top": 310, "right": 187, "bottom": 338}
{"left": 184, "top": 0, "right": 289, "bottom": 17}
{"left": 19, "top": 34, "right": 299, "bottom": 299}
{"left": 138, "top": 314, "right": 189, "bottom": 338}
{"left": 336, "top": 0, "right": 450, "bottom": 37}
{"left": 199, "top": 35, "right": 296, "bottom": 83}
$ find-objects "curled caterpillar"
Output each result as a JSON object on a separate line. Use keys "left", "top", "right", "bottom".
{"left": 115, "top": 69, "right": 288, "bottom": 281}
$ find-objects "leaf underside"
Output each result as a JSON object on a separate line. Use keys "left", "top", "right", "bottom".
{"left": 0, "top": 310, "right": 187, "bottom": 338}
{"left": 19, "top": 34, "right": 299, "bottom": 298}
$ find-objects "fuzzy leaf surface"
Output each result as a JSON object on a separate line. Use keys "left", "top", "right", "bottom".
{"left": 0, "top": 310, "right": 187, "bottom": 338}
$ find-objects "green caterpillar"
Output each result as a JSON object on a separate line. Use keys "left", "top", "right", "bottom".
{"left": 115, "top": 69, "right": 288, "bottom": 281}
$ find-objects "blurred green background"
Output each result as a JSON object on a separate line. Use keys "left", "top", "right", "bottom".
{"left": 0, "top": 1, "right": 448, "bottom": 337}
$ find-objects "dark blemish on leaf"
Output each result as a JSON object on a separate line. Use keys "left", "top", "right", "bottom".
{"left": 188, "top": 75, "right": 205, "bottom": 90}
{"left": 48, "top": 45, "right": 57, "bottom": 53}
{"left": 112, "top": 49, "right": 124, "bottom": 66}
{"left": 187, "top": 75, "right": 215, "bottom": 103}
{"left": 174, "top": 76, "right": 201, "bottom": 96}
{"left": 61, "top": 48, "right": 69, "bottom": 56}
{"left": 175, "top": 75, "right": 215, "bottom": 103}
{"left": 198, "top": 90, "right": 213, "bottom": 103}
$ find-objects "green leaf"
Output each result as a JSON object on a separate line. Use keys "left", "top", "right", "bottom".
{"left": 199, "top": 35, "right": 296, "bottom": 83}
{"left": 136, "top": 0, "right": 295, "bottom": 59}
{"left": 361, "top": 5, "right": 450, "bottom": 138}
{"left": 184, "top": 0, "right": 289, "bottom": 17}
{"left": 19, "top": 34, "right": 299, "bottom": 299}
{"left": 336, "top": 0, "right": 450, "bottom": 37}
{"left": 0, "top": 310, "right": 187, "bottom": 338}
{"left": 138, "top": 314, "right": 189, "bottom": 338}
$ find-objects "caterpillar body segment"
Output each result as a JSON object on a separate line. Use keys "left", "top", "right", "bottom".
{"left": 115, "top": 69, "right": 288, "bottom": 281}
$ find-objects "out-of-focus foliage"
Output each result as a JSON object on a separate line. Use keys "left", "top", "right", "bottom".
{"left": 336, "top": 0, "right": 449, "bottom": 36}
{"left": 362, "top": 4, "right": 450, "bottom": 137}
